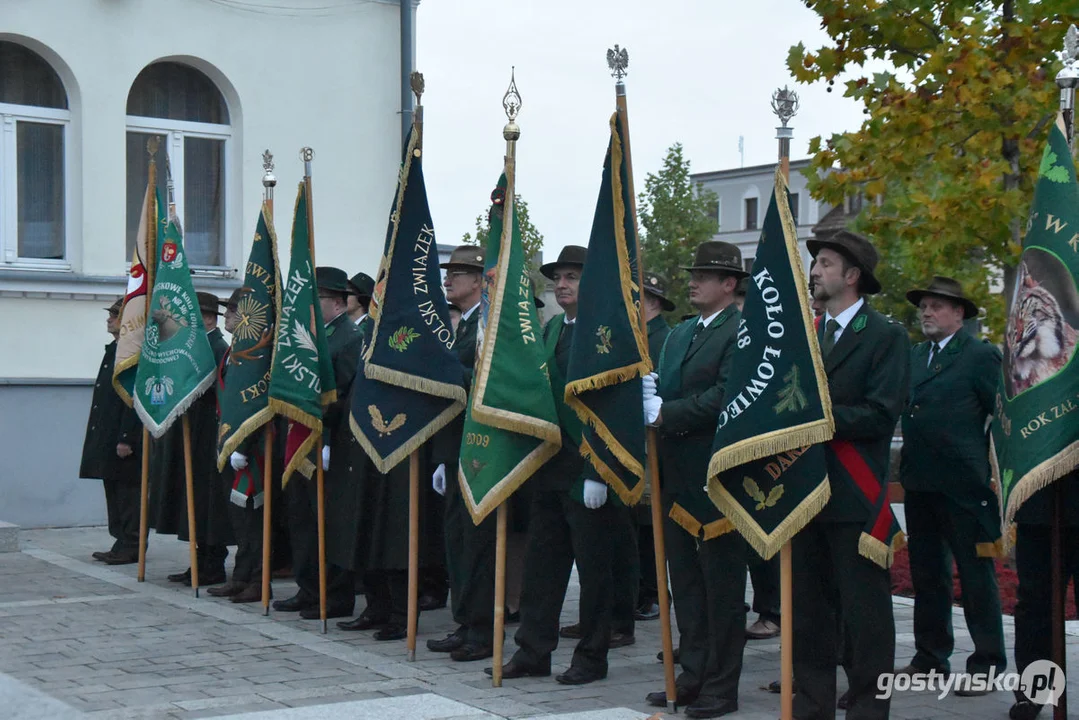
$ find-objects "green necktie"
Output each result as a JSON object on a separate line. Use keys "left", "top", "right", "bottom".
{"left": 821, "top": 318, "right": 840, "bottom": 358}
{"left": 927, "top": 342, "right": 940, "bottom": 367}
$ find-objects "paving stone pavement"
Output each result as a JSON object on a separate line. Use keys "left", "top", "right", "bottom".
{"left": 0, "top": 526, "right": 1076, "bottom": 719}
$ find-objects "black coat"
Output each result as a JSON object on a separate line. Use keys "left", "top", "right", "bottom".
{"left": 80, "top": 340, "right": 142, "bottom": 482}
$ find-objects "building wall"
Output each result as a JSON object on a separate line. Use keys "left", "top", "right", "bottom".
{"left": 0, "top": 0, "right": 406, "bottom": 527}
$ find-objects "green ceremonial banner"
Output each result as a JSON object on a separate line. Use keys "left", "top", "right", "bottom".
{"left": 458, "top": 170, "right": 561, "bottom": 523}
{"left": 705, "top": 167, "right": 835, "bottom": 560}
{"left": 133, "top": 212, "right": 217, "bottom": 438}
{"left": 992, "top": 114, "right": 1079, "bottom": 533}
{"left": 564, "top": 112, "right": 650, "bottom": 505}
{"left": 268, "top": 183, "right": 337, "bottom": 486}
{"left": 217, "top": 203, "right": 282, "bottom": 471}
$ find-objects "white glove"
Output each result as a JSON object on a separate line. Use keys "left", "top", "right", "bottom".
{"left": 642, "top": 372, "right": 658, "bottom": 398}
{"left": 643, "top": 372, "right": 662, "bottom": 425}
{"left": 432, "top": 463, "right": 447, "bottom": 496}
{"left": 322, "top": 445, "right": 331, "bottom": 471}
{"left": 229, "top": 452, "right": 248, "bottom": 471}
{"left": 582, "top": 479, "right": 608, "bottom": 509}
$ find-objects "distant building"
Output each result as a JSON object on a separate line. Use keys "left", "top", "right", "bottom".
{"left": 691, "top": 159, "right": 833, "bottom": 273}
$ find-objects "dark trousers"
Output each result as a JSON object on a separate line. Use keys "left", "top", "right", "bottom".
{"left": 444, "top": 479, "right": 496, "bottom": 644}
{"left": 286, "top": 475, "right": 354, "bottom": 610}
{"left": 1013, "top": 522, "right": 1079, "bottom": 704}
{"left": 512, "top": 489, "right": 617, "bottom": 674}
{"left": 363, "top": 569, "right": 409, "bottom": 625}
{"left": 792, "top": 521, "right": 893, "bottom": 720}
{"left": 227, "top": 500, "right": 263, "bottom": 584}
{"left": 610, "top": 504, "right": 639, "bottom": 635}
{"left": 666, "top": 519, "right": 747, "bottom": 701}
{"left": 905, "top": 490, "right": 1005, "bottom": 674}
{"left": 637, "top": 516, "right": 659, "bottom": 607}
{"left": 103, "top": 475, "right": 141, "bottom": 555}
{"left": 748, "top": 552, "right": 781, "bottom": 624}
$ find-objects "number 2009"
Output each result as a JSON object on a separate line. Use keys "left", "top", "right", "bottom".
{"left": 466, "top": 433, "right": 490, "bottom": 447}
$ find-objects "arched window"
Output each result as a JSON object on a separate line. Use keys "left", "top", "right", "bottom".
{"left": 126, "top": 62, "right": 230, "bottom": 268}
{"left": 0, "top": 41, "right": 70, "bottom": 264}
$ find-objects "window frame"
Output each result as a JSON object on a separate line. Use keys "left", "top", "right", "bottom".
{"left": 125, "top": 113, "right": 232, "bottom": 273}
{"left": 744, "top": 196, "right": 759, "bottom": 231}
{"left": 0, "top": 101, "right": 72, "bottom": 270}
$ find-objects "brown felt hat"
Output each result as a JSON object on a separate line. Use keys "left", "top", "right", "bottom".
{"left": 197, "top": 292, "right": 223, "bottom": 316}
{"left": 540, "top": 245, "right": 587, "bottom": 280}
{"left": 440, "top": 245, "right": 486, "bottom": 272}
{"left": 681, "top": 241, "right": 749, "bottom": 278}
{"left": 806, "top": 230, "right": 882, "bottom": 295}
{"left": 105, "top": 297, "right": 124, "bottom": 315}
{"left": 906, "top": 276, "right": 978, "bottom": 319}
{"left": 642, "top": 271, "right": 676, "bottom": 312}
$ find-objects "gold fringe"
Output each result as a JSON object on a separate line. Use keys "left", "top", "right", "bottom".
{"left": 216, "top": 406, "right": 275, "bottom": 472}
{"left": 459, "top": 438, "right": 562, "bottom": 524}
{"left": 703, "top": 517, "right": 735, "bottom": 541}
{"left": 580, "top": 435, "right": 644, "bottom": 506}
{"left": 348, "top": 400, "right": 462, "bottom": 474}
{"left": 565, "top": 384, "right": 647, "bottom": 488}
{"left": 267, "top": 397, "right": 322, "bottom": 489}
{"left": 708, "top": 418, "right": 834, "bottom": 478}
{"left": 668, "top": 503, "right": 702, "bottom": 538}
{"left": 112, "top": 358, "right": 138, "bottom": 408}
{"left": 705, "top": 472, "right": 832, "bottom": 560}
{"left": 134, "top": 370, "right": 216, "bottom": 440}
{"left": 365, "top": 362, "right": 467, "bottom": 405}
{"left": 857, "top": 528, "right": 907, "bottom": 570}
{"left": 976, "top": 538, "right": 1005, "bottom": 559}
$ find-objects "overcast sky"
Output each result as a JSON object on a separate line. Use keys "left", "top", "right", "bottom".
{"left": 415, "top": 0, "right": 867, "bottom": 261}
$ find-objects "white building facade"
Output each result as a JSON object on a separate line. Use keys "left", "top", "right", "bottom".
{"left": 1, "top": 0, "right": 413, "bottom": 527}
{"left": 691, "top": 159, "right": 830, "bottom": 273}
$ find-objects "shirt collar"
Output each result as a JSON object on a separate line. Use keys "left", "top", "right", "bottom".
{"left": 324, "top": 311, "right": 346, "bottom": 328}
{"left": 461, "top": 302, "right": 481, "bottom": 321}
{"left": 353, "top": 313, "right": 368, "bottom": 327}
{"left": 825, "top": 297, "right": 865, "bottom": 330}
{"left": 934, "top": 331, "right": 957, "bottom": 351}
{"left": 563, "top": 315, "right": 576, "bottom": 325}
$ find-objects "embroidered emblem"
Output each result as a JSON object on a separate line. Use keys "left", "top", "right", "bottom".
{"left": 852, "top": 315, "right": 867, "bottom": 333}
{"left": 744, "top": 476, "right": 784, "bottom": 511}
{"left": 388, "top": 326, "right": 420, "bottom": 352}
{"left": 369, "top": 405, "right": 406, "bottom": 437}
{"left": 232, "top": 293, "right": 269, "bottom": 343}
{"left": 773, "top": 365, "right": 808, "bottom": 414}
{"left": 595, "top": 326, "right": 613, "bottom": 354}
{"left": 144, "top": 376, "right": 174, "bottom": 405}
{"left": 468, "top": 458, "right": 488, "bottom": 475}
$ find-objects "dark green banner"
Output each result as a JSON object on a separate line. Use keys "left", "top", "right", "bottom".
{"left": 992, "top": 115, "right": 1079, "bottom": 532}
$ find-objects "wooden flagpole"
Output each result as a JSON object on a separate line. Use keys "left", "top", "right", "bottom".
{"left": 301, "top": 148, "right": 329, "bottom": 635}
{"left": 490, "top": 69, "right": 522, "bottom": 689}
{"left": 609, "top": 46, "right": 677, "bottom": 711}
{"left": 137, "top": 143, "right": 159, "bottom": 584}
{"left": 137, "top": 431, "right": 150, "bottom": 582}
{"left": 182, "top": 416, "right": 200, "bottom": 597}
{"left": 260, "top": 150, "right": 277, "bottom": 616}
{"left": 407, "top": 450, "right": 421, "bottom": 661}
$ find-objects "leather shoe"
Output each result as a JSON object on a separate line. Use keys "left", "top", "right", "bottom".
{"left": 450, "top": 642, "right": 493, "bottom": 662}
{"left": 484, "top": 658, "right": 551, "bottom": 679}
{"left": 556, "top": 665, "right": 607, "bottom": 685}
{"left": 230, "top": 584, "right": 268, "bottom": 603}
{"left": 299, "top": 604, "right": 353, "bottom": 620}
{"left": 559, "top": 622, "right": 582, "bottom": 639}
{"left": 647, "top": 687, "right": 698, "bottom": 707}
{"left": 103, "top": 552, "right": 138, "bottom": 565}
{"left": 373, "top": 624, "right": 406, "bottom": 641}
{"left": 167, "top": 568, "right": 192, "bottom": 583}
{"left": 609, "top": 631, "right": 635, "bottom": 648}
{"left": 745, "top": 618, "right": 780, "bottom": 639}
{"left": 418, "top": 594, "right": 446, "bottom": 612}
{"left": 426, "top": 626, "right": 466, "bottom": 652}
{"left": 635, "top": 602, "right": 661, "bottom": 621}
{"left": 763, "top": 679, "right": 799, "bottom": 694}
{"left": 272, "top": 593, "right": 315, "bottom": 612}
{"left": 207, "top": 580, "right": 248, "bottom": 597}
{"left": 1010, "top": 700, "right": 1043, "bottom": 720}
{"left": 684, "top": 696, "right": 737, "bottom": 718}
{"left": 197, "top": 570, "right": 228, "bottom": 587}
{"left": 337, "top": 612, "right": 389, "bottom": 631}
{"left": 837, "top": 689, "right": 850, "bottom": 710}
{"left": 92, "top": 550, "right": 111, "bottom": 561}
{"left": 657, "top": 647, "right": 681, "bottom": 664}
{"left": 271, "top": 565, "right": 293, "bottom": 579}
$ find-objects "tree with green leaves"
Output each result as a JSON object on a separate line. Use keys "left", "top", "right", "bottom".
{"left": 637, "top": 143, "right": 720, "bottom": 319}
{"left": 462, "top": 194, "right": 545, "bottom": 289}
{"left": 789, "top": 1, "right": 1072, "bottom": 339}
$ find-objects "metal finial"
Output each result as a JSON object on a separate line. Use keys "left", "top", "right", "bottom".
{"left": 503, "top": 68, "right": 522, "bottom": 141}
{"left": 262, "top": 150, "right": 276, "bottom": 188}
{"left": 146, "top": 136, "right": 160, "bottom": 157}
{"left": 607, "top": 45, "right": 629, "bottom": 81}
{"left": 410, "top": 71, "right": 425, "bottom": 104}
{"left": 1058, "top": 24, "right": 1079, "bottom": 90}
{"left": 771, "top": 86, "right": 800, "bottom": 127}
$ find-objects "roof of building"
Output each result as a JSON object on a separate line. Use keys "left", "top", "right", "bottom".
{"left": 691, "top": 158, "right": 813, "bottom": 183}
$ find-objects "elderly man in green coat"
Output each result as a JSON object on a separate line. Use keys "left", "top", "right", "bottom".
{"left": 899, "top": 276, "right": 1005, "bottom": 690}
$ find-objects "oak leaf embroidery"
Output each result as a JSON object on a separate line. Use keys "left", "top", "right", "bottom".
{"left": 369, "top": 404, "right": 406, "bottom": 437}
{"left": 595, "top": 326, "right": 612, "bottom": 354}
{"left": 744, "top": 476, "right": 784, "bottom": 511}
{"left": 388, "top": 326, "right": 420, "bottom": 352}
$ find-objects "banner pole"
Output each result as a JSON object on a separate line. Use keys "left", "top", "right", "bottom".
{"left": 260, "top": 151, "right": 277, "bottom": 617}
{"left": 182, "top": 415, "right": 200, "bottom": 597}
{"left": 137, "top": 429, "right": 150, "bottom": 582}
{"left": 407, "top": 449, "right": 420, "bottom": 661}
{"left": 492, "top": 502, "right": 508, "bottom": 687}
{"left": 317, "top": 445, "right": 328, "bottom": 634}
{"left": 608, "top": 46, "right": 677, "bottom": 711}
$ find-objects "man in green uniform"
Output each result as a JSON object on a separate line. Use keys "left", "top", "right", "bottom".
{"left": 794, "top": 230, "right": 909, "bottom": 720}
{"left": 899, "top": 276, "right": 1005, "bottom": 690}
{"left": 424, "top": 245, "right": 495, "bottom": 660}
{"left": 156, "top": 292, "right": 233, "bottom": 585}
{"left": 81, "top": 298, "right": 143, "bottom": 565}
{"left": 347, "top": 272, "right": 375, "bottom": 344}
{"left": 273, "top": 267, "right": 362, "bottom": 620}
{"left": 488, "top": 245, "right": 620, "bottom": 686}
{"left": 641, "top": 242, "right": 749, "bottom": 719}
{"left": 209, "top": 288, "right": 268, "bottom": 603}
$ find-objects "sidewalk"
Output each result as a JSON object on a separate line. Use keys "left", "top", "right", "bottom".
{"left": 0, "top": 526, "right": 1074, "bottom": 719}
